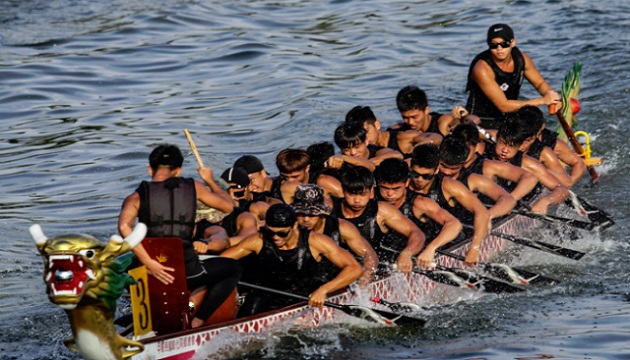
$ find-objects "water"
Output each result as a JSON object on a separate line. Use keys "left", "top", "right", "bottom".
{"left": 1, "top": 0, "right": 629, "bottom": 358}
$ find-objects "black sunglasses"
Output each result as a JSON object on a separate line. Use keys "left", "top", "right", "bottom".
{"left": 488, "top": 40, "right": 511, "bottom": 49}
{"left": 410, "top": 170, "right": 435, "bottom": 181}
{"left": 261, "top": 226, "right": 292, "bottom": 239}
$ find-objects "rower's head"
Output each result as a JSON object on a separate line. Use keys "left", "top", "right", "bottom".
{"left": 307, "top": 141, "right": 335, "bottom": 175}
{"left": 452, "top": 123, "right": 482, "bottom": 157}
{"left": 495, "top": 116, "right": 529, "bottom": 161}
{"left": 438, "top": 136, "right": 470, "bottom": 179}
{"left": 220, "top": 166, "right": 251, "bottom": 201}
{"left": 487, "top": 23, "right": 515, "bottom": 60}
{"left": 345, "top": 105, "right": 381, "bottom": 146}
{"left": 235, "top": 155, "right": 268, "bottom": 193}
{"left": 396, "top": 86, "right": 431, "bottom": 131}
{"left": 276, "top": 148, "right": 310, "bottom": 183}
{"left": 263, "top": 204, "right": 298, "bottom": 246}
{"left": 292, "top": 184, "right": 331, "bottom": 230}
{"left": 375, "top": 158, "right": 409, "bottom": 206}
{"left": 515, "top": 106, "right": 545, "bottom": 152}
{"left": 339, "top": 166, "right": 374, "bottom": 211}
{"left": 410, "top": 144, "right": 440, "bottom": 190}
{"left": 334, "top": 121, "right": 369, "bottom": 158}
{"left": 148, "top": 144, "right": 184, "bottom": 177}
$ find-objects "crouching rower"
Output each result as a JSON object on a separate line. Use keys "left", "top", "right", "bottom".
{"left": 291, "top": 184, "right": 378, "bottom": 286}
{"left": 221, "top": 204, "right": 362, "bottom": 315}
{"left": 375, "top": 158, "right": 463, "bottom": 268}
{"left": 407, "top": 145, "right": 490, "bottom": 265}
{"left": 331, "top": 165, "right": 425, "bottom": 272}
{"left": 486, "top": 117, "right": 570, "bottom": 214}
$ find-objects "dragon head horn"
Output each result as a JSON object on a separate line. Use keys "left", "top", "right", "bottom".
{"left": 29, "top": 224, "right": 48, "bottom": 248}
{"left": 109, "top": 223, "right": 147, "bottom": 249}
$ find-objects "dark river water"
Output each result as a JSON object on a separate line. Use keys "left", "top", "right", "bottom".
{"left": 1, "top": 0, "right": 629, "bottom": 359}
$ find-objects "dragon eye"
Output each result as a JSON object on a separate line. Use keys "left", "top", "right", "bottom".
{"left": 79, "top": 249, "right": 96, "bottom": 259}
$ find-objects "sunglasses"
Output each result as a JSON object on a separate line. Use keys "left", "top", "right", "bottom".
{"left": 410, "top": 170, "right": 435, "bottom": 181}
{"left": 488, "top": 40, "right": 512, "bottom": 49}
{"left": 261, "top": 226, "right": 292, "bottom": 239}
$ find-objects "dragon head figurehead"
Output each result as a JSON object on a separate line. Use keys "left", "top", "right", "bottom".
{"left": 30, "top": 223, "right": 147, "bottom": 359}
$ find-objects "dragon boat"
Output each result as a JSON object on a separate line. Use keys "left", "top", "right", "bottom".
{"left": 127, "top": 206, "right": 561, "bottom": 360}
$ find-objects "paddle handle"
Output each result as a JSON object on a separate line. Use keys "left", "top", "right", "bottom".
{"left": 548, "top": 103, "right": 557, "bottom": 115}
{"left": 183, "top": 129, "right": 205, "bottom": 168}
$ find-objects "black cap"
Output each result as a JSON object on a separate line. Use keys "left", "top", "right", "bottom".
{"left": 487, "top": 24, "right": 514, "bottom": 43}
{"left": 234, "top": 155, "right": 265, "bottom": 174}
{"left": 220, "top": 167, "right": 250, "bottom": 189}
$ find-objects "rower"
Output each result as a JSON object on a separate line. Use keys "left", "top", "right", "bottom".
{"left": 375, "top": 158, "right": 463, "bottom": 268}
{"left": 391, "top": 85, "right": 469, "bottom": 136}
{"left": 407, "top": 144, "right": 490, "bottom": 265}
{"left": 465, "top": 23, "right": 560, "bottom": 129}
{"left": 328, "top": 119, "right": 403, "bottom": 172}
{"left": 516, "top": 106, "right": 587, "bottom": 187}
{"left": 220, "top": 204, "right": 362, "bottom": 316}
{"left": 118, "top": 144, "right": 242, "bottom": 329}
{"left": 438, "top": 136, "right": 517, "bottom": 222}
{"left": 271, "top": 148, "right": 344, "bottom": 202}
{"left": 292, "top": 184, "right": 378, "bottom": 286}
{"left": 486, "top": 117, "right": 570, "bottom": 214}
{"left": 330, "top": 165, "right": 425, "bottom": 272}
{"left": 451, "top": 122, "right": 539, "bottom": 202}
{"left": 234, "top": 155, "right": 280, "bottom": 203}
{"left": 344, "top": 105, "right": 441, "bottom": 157}
{"left": 194, "top": 167, "right": 259, "bottom": 247}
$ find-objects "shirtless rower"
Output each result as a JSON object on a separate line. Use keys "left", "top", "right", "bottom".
{"left": 220, "top": 204, "right": 362, "bottom": 315}
{"left": 465, "top": 23, "right": 560, "bottom": 129}
{"left": 331, "top": 165, "right": 425, "bottom": 272}
{"left": 407, "top": 144, "right": 490, "bottom": 265}
{"left": 118, "top": 144, "right": 242, "bottom": 328}
{"left": 292, "top": 184, "right": 378, "bottom": 286}
{"left": 375, "top": 158, "right": 463, "bottom": 268}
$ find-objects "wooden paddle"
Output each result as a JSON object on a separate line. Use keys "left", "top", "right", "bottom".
{"left": 435, "top": 248, "right": 559, "bottom": 286}
{"left": 238, "top": 282, "right": 426, "bottom": 327}
{"left": 183, "top": 129, "right": 205, "bottom": 168}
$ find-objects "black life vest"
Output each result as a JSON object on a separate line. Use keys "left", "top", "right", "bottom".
{"left": 137, "top": 177, "right": 202, "bottom": 277}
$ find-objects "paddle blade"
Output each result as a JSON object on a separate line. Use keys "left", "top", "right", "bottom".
{"left": 341, "top": 305, "right": 426, "bottom": 327}
{"left": 482, "top": 263, "right": 559, "bottom": 287}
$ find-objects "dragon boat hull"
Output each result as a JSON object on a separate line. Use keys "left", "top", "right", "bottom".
{"left": 130, "top": 212, "right": 534, "bottom": 360}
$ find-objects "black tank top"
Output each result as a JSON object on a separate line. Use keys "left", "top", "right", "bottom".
{"left": 425, "top": 174, "right": 474, "bottom": 226}
{"left": 465, "top": 47, "right": 525, "bottom": 127}
{"left": 332, "top": 197, "right": 382, "bottom": 251}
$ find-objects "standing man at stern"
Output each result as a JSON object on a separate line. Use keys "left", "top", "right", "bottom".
{"left": 465, "top": 24, "right": 560, "bottom": 129}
